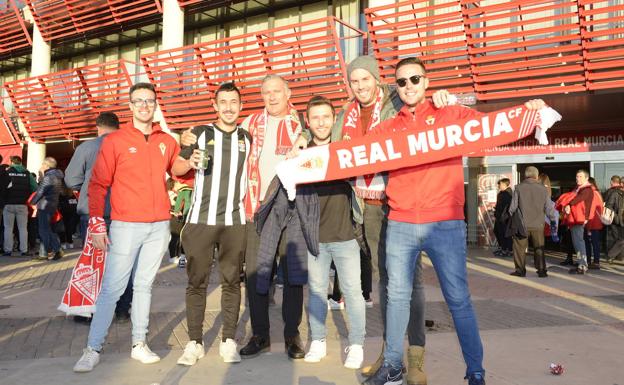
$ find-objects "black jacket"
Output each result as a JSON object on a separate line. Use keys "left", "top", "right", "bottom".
{"left": 605, "top": 187, "right": 624, "bottom": 226}
{"left": 494, "top": 188, "right": 513, "bottom": 223}
{"left": 31, "top": 168, "right": 64, "bottom": 211}
{"left": 254, "top": 177, "right": 319, "bottom": 295}
{"left": 4, "top": 165, "right": 34, "bottom": 205}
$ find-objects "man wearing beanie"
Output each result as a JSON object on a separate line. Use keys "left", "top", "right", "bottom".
{"left": 293, "top": 55, "right": 428, "bottom": 385}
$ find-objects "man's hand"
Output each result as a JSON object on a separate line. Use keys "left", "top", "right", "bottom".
{"left": 432, "top": 89, "right": 452, "bottom": 108}
{"left": 188, "top": 149, "right": 202, "bottom": 169}
{"left": 524, "top": 99, "right": 546, "bottom": 110}
{"left": 181, "top": 129, "right": 197, "bottom": 147}
{"left": 286, "top": 135, "right": 308, "bottom": 159}
{"left": 564, "top": 205, "right": 571, "bottom": 215}
{"left": 91, "top": 233, "right": 109, "bottom": 251}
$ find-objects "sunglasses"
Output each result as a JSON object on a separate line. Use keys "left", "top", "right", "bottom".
{"left": 396, "top": 75, "right": 425, "bottom": 88}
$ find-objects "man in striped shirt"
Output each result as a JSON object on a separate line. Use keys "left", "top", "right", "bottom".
{"left": 172, "top": 82, "right": 251, "bottom": 365}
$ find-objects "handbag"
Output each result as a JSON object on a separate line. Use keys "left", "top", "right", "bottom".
{"left": 599, "top": 204, "right": 614, "bottom": 225}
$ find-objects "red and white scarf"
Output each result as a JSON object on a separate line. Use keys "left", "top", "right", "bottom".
{"left": 276, "top": 105, "right": 562, "bottom": 200}
{"left": 244, "top": 105, "right": 302, "bottom": 219}
{"left": 58, "top": 217, "right": 107, "bottom": 317}
{"left": 342, "top": 88, "right": 386, "bottom": 200}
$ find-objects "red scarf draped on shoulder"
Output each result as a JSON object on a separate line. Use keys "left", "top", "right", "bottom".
{"left": 245, "top": 105, "right": 302, "bottom": 219}
{"left": 341, "top": 88, "right": 386, "bottom": 200}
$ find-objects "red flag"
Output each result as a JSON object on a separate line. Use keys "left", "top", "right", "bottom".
{"left": 58, "top": 218, "right": 107, "bottom": 317}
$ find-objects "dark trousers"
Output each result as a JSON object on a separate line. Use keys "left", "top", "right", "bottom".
{"left": 584, "top": 229, "right": 602, "bottom": 264}
{"left": 182, "top": 223, "right": 245, "bottom": 342}
{"left": 513, "top": 227, "right": 546, "bottom": 274}
{"left": 60, "top": 212, "right": 79, "bottom": 243}
{"left": 494, "top": 221, "right": 512, "bottom": 251}
{"left": 361, "top": 203, "right": 386, "bottom": 300}
{"left": 79, "top": 214, "right": 133, "bottom": 313}
{"left": 606, "top": 225, "right": 624, "bottom": 258}
{"left": 245, "top": 223, "right": 303, "bottom": 339}
{"left": 38, "top": 209, "right": 60, "bottom": 253}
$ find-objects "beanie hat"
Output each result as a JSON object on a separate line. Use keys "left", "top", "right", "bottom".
{"left": 347, "top": 56, "right": 381, "bottom": 83}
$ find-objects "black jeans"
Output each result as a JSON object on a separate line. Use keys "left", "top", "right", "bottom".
{"left": 182, "top": 223, "right": 245, "bottom": 342}
{"left": 584, "top": 229, "right": 601, "bottom": 264}
{"left": 245, "top": 223, "right": 303, "bottom": 339}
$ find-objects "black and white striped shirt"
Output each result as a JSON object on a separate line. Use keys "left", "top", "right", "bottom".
{"left": 179, "top": 123, "right": 251, "bottom": 226}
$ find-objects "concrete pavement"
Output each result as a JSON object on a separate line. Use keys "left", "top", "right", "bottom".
{"left": 0, "top": 247, "right": 622, "bottom": 385}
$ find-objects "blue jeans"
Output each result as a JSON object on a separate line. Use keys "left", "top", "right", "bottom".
{"left": 307, "top": 240, "right": 366, "bottom": 345}
{"left": 571, "top": 225, "right": 588, "bottom": 268}
{"left": 37, "top": 209, "right": 60, "bottom": 253}
{"left": 384, "top": 219, "right": 484, "bottom": 378}
{"left": 87, "top": 220, "right": 169, "bottom": 351}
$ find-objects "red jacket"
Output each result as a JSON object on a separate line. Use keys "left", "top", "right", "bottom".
{"left": 377, "top": 101, "right": 481, "bottom": 224}
{"left": 556, "top": 192, "right": 576, "bottom": 226}
{"left": 586, "top": 186, "right": 604, "bottom": 230}
{"left": 88, "top": 122, "right": 180, "bottom": 222}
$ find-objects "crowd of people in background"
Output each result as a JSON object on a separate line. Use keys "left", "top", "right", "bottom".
{"left": 493, "top": 169, "right": 624, "bottom": 277}
{"left": 0, "top": 154, "right": 79, "bottom": 261}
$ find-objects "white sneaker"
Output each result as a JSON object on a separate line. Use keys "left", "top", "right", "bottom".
{"left": 73, "top": 346, "right": 100, "bottom": 372}
{"left": 61, "top": 243, "right": 67, "bottom": 250}
{"left": 304, "top": 339, "right": 327, "bottom": 363}
{"left": 344, "top": 344, "right": 363, "bottom": 369}
{"left": 67, "top": 243, "right": 74, "bottom": 249}
{"left": 169, "top": 256, "right": 180, "bottom": 264}
{"left": 219, "top": 338, "right": 241, "bottom": 363}
{"left": 365, "top": 298, "right": 374, "bottom": 308}
{"left": 177, "top": 341, "right": 205, "bottom": 366}
{"left": 131, "top": 342, "right": 160, "bottom": 364}
{"left": 327, "top": 298, "right": 345, "bottom": 310}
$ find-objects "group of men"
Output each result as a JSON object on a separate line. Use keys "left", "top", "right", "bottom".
{"left": 70, "top": 54, "right": 548, "bottom": 385}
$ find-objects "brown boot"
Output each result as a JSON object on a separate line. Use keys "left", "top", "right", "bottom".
{"left": 406, "top": 346, "right": 427, "bottom": 385}
{"left": 361, "top": 343, "right": 384, "bottom": 377}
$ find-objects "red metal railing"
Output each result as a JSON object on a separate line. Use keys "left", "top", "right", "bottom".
{"left": 3, "top": 60, "right": 136, "bottom": 142}
{"left": 25, "top": 0, "right": 162, "bottom": 42}
{"left": 0, "top": 102, "right": 20, "bottom": 146}
{"left": 141, "top": 16, "right": 365, "bottom": 131}
{"left": 579, "top": 0, "right": 624, "bottom": 90}
{"left": 365, "top": 0, "right": 624, "bottom": 100}
{"left": 0, "top": 0, "right": 32, "bottom": 55}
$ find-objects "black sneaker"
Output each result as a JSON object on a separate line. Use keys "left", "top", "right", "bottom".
{"left": 3, "top": 252, "right": 11, "bottom": 257}
{"left": 559, "top": 259, "right": 574, "bottom": 266}
{"left": 509, "top": 271, "right": 525, "bottom": 277}
{"left": 73, "top": 315, "right": 92, "bottom": 324}
{"left": 537, "top": 270, "right": 548, "bottom": 278}
{"left": 239, "top": 335, "right": 270, "bottom": 358}
{"left": 362, "top": 363, "right": 403, "bottom": 385}
{"left": 115, "top": 310, "right": 130, "bottom": 323}
{"left": 467, "top": 372, "right": 486, "bottom": 385}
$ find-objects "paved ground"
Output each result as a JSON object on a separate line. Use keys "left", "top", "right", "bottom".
{"left": 0, "top": 246, "right": 622, "bottom": 385}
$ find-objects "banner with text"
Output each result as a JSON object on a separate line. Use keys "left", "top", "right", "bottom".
{"left": 277, "top": 105, "right": 557, "bottom": 197}
{"left": 472, "top": 130, "right": 624, "bottom": 157}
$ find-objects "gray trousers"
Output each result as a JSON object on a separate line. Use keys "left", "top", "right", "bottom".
{"left": 3, "top": 204, "right": 28, "bottom": 254}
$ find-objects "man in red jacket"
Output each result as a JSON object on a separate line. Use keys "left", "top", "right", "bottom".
{"left": 73, "top": 83, "right": 179, "bottom": 373}
{"left": 364, "top": 57, "right": 545, "bottom": 385}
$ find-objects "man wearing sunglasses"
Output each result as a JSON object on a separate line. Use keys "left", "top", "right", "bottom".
{"left": 292, "top": 55, "right": 428, "bottom": 385}
{"left": 363, "top": 57, "right": 545, "bottom": 385}
{"left": 74, "top": 83, "right": 180, "bottom": 373}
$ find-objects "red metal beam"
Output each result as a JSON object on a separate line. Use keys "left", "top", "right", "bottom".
{"left": 365, "top": 0, "right": 624, "bottom": 101}
{"left": 0, "top": 0, "right": 32, "bottom": 55}
{"left": 141, "top": 16, "right": 364, "bottom": 131}
{"left": 3, "top": 60, "right": 135, "bottom": 142}
{"left": 25, "top": 0, "right": 162, "bottom": 42}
